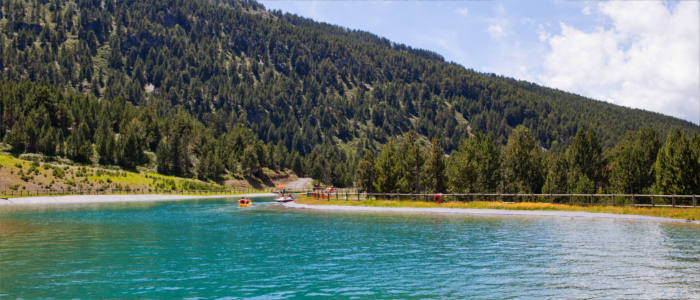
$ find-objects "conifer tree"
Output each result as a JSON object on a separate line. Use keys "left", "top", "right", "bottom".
{"left": 503, "top": 126, "right": 544, "bottom": 193}
{"left": 67, "top": 121, "right": 93, "bottom": 163}
{"left": 241, "top": 144, "right": 260, "bottom": 177}
{"left": 654, "top": 129, "right": 697, "bottom": 194}
{"left": 374, "top": 139, "right": 400, "bottom": 193}
{"left": 37, "top": 125, "right": 58, "bottom": 156}
{"left": 691, "top": 133, "right": 700, "bottom": 194}
{"left": 423, "top": 137, "right": 446, "bottom": 193}
{"left": 397, "top": 131, "right": 424, "bottom": 193}
{"left": 95, "top": 119, "right": 116, "bottom": 164}
{"left": 566, "top": 128, "right": 604, "bottom": 191}
{"left": 542, "top": 152, "right": 568, "bottom": 194}
{"left": 447, "top": 132, "right": 501, "bottom": 193}
{"left": 609, "top": 127, "right": 660, "bottom": 193}
{"left": 356, "top": 152, "right": 376, "bottom": 193}
{"left": 5, "top": 119, "right": 27, "bottom": 154}
{"left": 116, "top": 119, "right": 144, "bottom": 170}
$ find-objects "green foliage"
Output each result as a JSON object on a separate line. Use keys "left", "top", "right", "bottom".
{"left": 423, "top": 137, "right": 446, "bottom": 193}
{"left": 503, "top": 126, "right": 545, "bottom": 193}
{"left": 542, "top": 152, "right": 568, "bottom": 194}
{"left": 373, "top": 139, "right": 400, "bottom": 193}
{"left": 0, "top": 0, "right": 696, "bottom": 162}
{"left": 566, "top": 128, "right": 604, "bottom": 190}
{"left": 0, "top": 0, "right": 699, "bottom": 189}
{"left": 95, "top": 118, "right": 116, "bottom": 165}
{"left": 447, "top": 132, "right": 501, "bottom": 193}
{"left": 115, "top": 119, "right": 146, "bottom": 170}
{"left": 241, "top": 144, "right": 260, "bottom": 178}
{"left": 609, "top": 127, "right": 660, "bottom": 194}
{"left": 66, "top": 121, "right": 93, "bottom": 164}
{"left": 356, "top": 152, "right": 376, "bottom": 193}
{"left": 396, "top": 131, "right": 424, "bottom": 193}
{"left": 654, "top": 129, "right": 698, "bottom": 194}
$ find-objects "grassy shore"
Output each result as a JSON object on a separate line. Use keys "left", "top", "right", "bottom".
{"left": 297, "top": 197, "right": 700, "bottom": 221}
{"left": 0, "top": 190, "right": 257, "bottom": 199}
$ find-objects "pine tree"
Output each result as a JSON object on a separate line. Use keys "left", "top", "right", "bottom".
{"left": 654, "top": 129, "right": 697, "bottom": 194}
{"left": 691, "top": 133, "right": 700, "bottom": 194}
{"left": 447, "top": 132, "right": 501, "bottom": 193}
{"left": 95, "top": 119, "right": 116, "bottom": 165}
{"left": 566, "top": 128, "right": 604, "bottom": 191}
{"left": 542, "top": 152, "right": 568, "bottom": 194}
{"left": 241, "top": 144, "right": 260, "bottom": 177}
{"left": 610, "top": 127, "right": 660, "bottom": 193}
{"left": 397, "top": 131, "right": 424, "bottom": 193}
{"left": 37, "top": 125, "right": 58, "bottom": 156}
{"left": 356, "top": 152, "right": 376, "bottom": 193}
{"left": 67, "top": 121, "right": 93, "bottom": 163}
{"left": 374, "top": 139, "right": 400, "bottom": 193}
{"left": 503, "top": 126, "right": 544, "bottom": 193}
{"left": 156, "top": 138, "right": 172, "bottom": 174}
{"left": 197, "top": 149, "right": 223, "bottom": 181}
{"left": 423, "top": 137, "right": 446, "bottom": 193}
{"left": 116, "top": 119, "right": 144, "bottom": 170}
{"left": 5, "top": 119, "right": 27, "bottom": 154}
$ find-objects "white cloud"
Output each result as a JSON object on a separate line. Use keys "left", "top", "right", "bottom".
{"left": 455, "top": 7, "right": 468, "bottom": 17}
{"left": 582, "top": 5, "right": 591, "bottom": 16}
{"left": 539, "top": 1, "right": 699, "bottom": 123}
{"left": 487, "top": 23, "right": 506, "bottom": 39}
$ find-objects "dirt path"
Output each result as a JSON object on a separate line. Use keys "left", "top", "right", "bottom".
{"left": 285, "top": 177, "right": 312, "bottom": 190}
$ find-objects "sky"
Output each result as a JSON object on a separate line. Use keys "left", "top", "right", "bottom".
{"left": 259, "top": 0, "right": 700, "bottom": 124}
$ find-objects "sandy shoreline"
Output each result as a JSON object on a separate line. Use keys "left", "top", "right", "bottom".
{"left": 0, "top": 193, "right": 277, "bottom": 206}
{"left": 2, "top": 195, "right": 696, "bottom": 224}
{"left": 283, "top": 202, "right": 700, "bottom": 225}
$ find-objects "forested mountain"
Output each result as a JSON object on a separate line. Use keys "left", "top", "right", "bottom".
{"left": 0, "top": 0, "right": 698, "bottom": 187}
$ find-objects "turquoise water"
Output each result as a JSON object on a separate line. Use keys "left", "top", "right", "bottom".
{"left": 1, "top": 198, "right": 699, "bottom": 298}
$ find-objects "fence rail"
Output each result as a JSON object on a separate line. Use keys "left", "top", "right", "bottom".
{"left": 2, "top": 187, "right": 697, "bottom": 209}
{"left": 304, "top": 191, "right": 699, "bottom": 208}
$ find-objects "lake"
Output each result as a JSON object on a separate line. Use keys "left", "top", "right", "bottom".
{"left": 1, "top": 197, "right": 699, "bottom": 298}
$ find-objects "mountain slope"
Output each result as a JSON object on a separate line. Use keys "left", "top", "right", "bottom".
{"left": 1, "top": 0, "right": 697, "bottom": 152}
{"left": 0, "top": 0, "right": 698, "bottom": 189}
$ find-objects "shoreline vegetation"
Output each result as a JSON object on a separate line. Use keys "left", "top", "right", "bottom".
{"left": 296, "top": 197, "right": 700, "bottom": 222}
{"left": 0, "top": 190, "right": 256, "bottom": 199}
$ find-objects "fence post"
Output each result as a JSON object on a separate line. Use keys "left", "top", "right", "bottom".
{"left": 672, "top": 195, "right": 676, "bottom": 208}
{"left": 693, "top": 195, "right": 697, "bottom": 208}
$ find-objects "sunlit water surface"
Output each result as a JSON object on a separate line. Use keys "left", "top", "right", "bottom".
{"left": 1, "top": 198, "right": 699, "bottom": 298}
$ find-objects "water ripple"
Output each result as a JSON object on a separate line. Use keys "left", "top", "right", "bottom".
{"left": 1, "top": 200, "right": 699, "bottom": 298}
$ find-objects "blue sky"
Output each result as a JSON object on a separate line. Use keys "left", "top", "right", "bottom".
{"left": 259, "top": 0, "right": 699, "bottom": 124}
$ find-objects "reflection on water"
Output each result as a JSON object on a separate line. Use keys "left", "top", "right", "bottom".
{"left": 0, "top": 220, "right": 38, "bottom": 237}
{"left": 0, "top": 198, "right": 699, "bottom": 298}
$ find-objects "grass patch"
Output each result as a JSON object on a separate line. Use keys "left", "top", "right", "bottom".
{"left": 296, "top": 197, "right": 700, "bottom": 221}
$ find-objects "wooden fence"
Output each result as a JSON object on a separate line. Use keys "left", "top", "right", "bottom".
{"left": 305, "top": 191, "right": 699, "bottom": 208}
{"left": 2, "top": 187, "right": 697, "bottom": 208}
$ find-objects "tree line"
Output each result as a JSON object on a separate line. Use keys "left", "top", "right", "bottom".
{"left": 356, "top": 126, "right": 700, "bottom": 196}
{"left": 0, "top": 81, "right": 355, "bottom": 185}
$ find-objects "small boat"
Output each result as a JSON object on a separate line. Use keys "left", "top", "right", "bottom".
{"left": 274, "top": 194, "right": 295, "bottom": 203}
{"left": 238, "top": 197, "right": 252, "bottom": 207}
